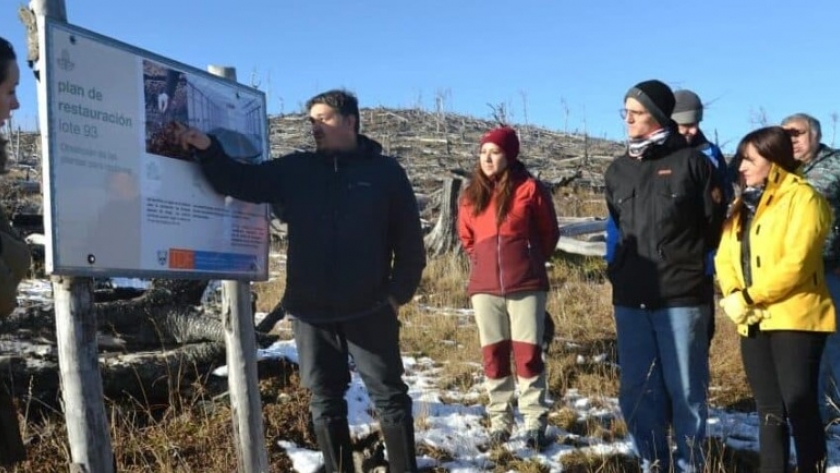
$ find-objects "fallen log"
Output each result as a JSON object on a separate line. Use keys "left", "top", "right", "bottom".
{"left": 0, "top": 278, "right": 276, "bottom": 407}
{"left": 556, "top": 237, "right": 606, "bottom": 257}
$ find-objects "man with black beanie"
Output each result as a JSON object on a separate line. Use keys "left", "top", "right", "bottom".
{"left": 605, "top": 80, "right": 726, "bottom": 473}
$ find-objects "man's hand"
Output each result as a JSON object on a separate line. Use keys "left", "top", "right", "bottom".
{"left": 720, "top": 291, "right": 750, "bottom": 324}
{"left": 172, "top": 122, "right": 211, "bottom": 151}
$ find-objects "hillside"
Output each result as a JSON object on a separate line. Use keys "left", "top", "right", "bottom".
{"left": 268, "top": 107, "right": 623, "bottom": 196}
{"left": 3, "top": 107, "right": 623, "bottom": 224}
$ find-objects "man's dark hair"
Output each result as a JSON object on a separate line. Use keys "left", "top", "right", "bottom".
{"left": 735, "top": 126, "right": 799, "bottom": 174}
{"left": 306, "top": 89, "right": 360, "bottom": 133}
{"left": 0, "top": 37, "right": 16, "bottom": 172}
{"left": 0, "top": 37, "right": 15, "bottom": 85}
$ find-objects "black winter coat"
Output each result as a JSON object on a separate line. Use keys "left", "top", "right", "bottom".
{"left": 196, "top": 135, "right": 426, "bottom": 323}
{"left": 605, "top": 131, "right": 725, "bottom": 309}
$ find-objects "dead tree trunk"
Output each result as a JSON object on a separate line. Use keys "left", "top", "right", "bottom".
{"left": 424, "top": 178, "right": 462, "bottom": 256}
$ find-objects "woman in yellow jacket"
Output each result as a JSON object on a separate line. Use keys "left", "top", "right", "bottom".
{"left": 715, "top": 126, "right": 835, "bottom": 473}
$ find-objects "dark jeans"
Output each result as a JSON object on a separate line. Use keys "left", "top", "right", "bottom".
{"left": 741, "top": 330, "right": 827, "bottom": 473}
{"left": 293, "top": 306, "right": 412, "bottom": 427}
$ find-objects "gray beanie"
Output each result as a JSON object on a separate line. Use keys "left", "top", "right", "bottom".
{"left": 672, "top": 90, "right": 703, "bottom": 125}
{"left": 625, "top": 80, "right": 675, "bottom": 128}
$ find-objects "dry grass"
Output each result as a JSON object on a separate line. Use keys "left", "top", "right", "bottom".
{"left": 4, "top": 188, "right": 758, "bottom": 472}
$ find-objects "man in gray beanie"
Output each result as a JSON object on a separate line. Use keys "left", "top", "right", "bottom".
{"left": 672, "top": 90, "right": 705, "bottom": 145}
{"left": 672, "top": 90, "right": 732, "bottom": 204}
{"left": 671, "top": 90, "right": 733, "bottom": 350}
{"left": 606, "top": 79, "right": 726, "bottom": 473}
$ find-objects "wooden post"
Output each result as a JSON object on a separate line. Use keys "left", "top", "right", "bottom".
{"left": 54, "top": 278, "right": 114, "bottom": 473}
{"left": 28, "top": 2, "right": 116, "bottom": 472}
{"left": 206, "top": 65, "right": 269, "bottom": 473}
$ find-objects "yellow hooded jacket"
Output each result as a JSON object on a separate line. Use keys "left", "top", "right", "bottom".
{"left": 714, "top": 164, "right": 836, "bottom": 336}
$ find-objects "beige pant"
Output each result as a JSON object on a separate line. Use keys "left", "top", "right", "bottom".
{"left": 471, "top": 291, "right": 548, "bottom": 432}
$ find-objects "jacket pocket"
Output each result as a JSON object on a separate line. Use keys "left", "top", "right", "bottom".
{"left": 655, "top": 180, "right": 690, "bottom": 230}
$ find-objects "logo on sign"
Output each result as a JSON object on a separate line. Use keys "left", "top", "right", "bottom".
{"left": 57, "top": 49, "right": 75, "bottom": 71}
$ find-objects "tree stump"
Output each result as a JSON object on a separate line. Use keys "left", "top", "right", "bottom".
{"left": 424, "top": 178, "right": 462, "bottom": 256}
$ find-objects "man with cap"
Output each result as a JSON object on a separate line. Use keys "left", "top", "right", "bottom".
{"left": 672, "top": 90, "right": 732, "bottom": 347}
{"left": 781, "top": 112, "right": 840, "bottom": 425}
{"left": 605, "top": 80, "right": 726, "bottom": 473}
{"left": 672, "top": 90, "right": 733, "bottom": 205}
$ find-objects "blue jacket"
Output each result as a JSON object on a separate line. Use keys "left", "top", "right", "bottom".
{"left": 196, "top": 135, "right": 426, "bottom": 323}
{"left": 695, "top": 133, "right": 733, "bottom": 206}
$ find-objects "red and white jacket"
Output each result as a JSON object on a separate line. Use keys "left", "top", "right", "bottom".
{"left": 458, "top": 170, "right": 560, "bottom": 296}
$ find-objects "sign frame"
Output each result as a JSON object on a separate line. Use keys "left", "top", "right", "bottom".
{"left": 37, "top": 17, "right": 271, "bottom": 281}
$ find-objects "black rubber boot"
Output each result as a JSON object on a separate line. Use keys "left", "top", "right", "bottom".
{"left": 313, "top": 419, "right": 354, "bottom": 473}
{"left": 380, "top": 418, "right": 418, "bottom": 473}
{"left": 0, "top": 385, "right": 25, "bottom": 466}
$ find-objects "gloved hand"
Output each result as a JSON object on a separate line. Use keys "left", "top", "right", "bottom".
{"left": 720, "top": 291, "right": 750, "bottom": 324}
{"left": 744, "top": 308, "right": 768, "bottom": 325}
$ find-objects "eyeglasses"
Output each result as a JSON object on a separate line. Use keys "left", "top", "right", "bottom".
{"left": 619, "top": 108, "right": 648, "bottom": 120}
{"left": 784, "top": 128, "right": 808, "bottom": 138}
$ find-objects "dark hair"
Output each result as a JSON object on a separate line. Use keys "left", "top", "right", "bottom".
{"left": 461, "top": 160, "right": 526, "bottom": 226}
{"left": 0, "top": 37, "right": 15, "bottom": 86}
{"left": 305, "top": 89, "right": 360, "bottom": 134}
{"left": 0, "top": 37, "right": 16, "bottom": 172}
{"left": 735, "top": 126, "right": 799, "bottom": 174}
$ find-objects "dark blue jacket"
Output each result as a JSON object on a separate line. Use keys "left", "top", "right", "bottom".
{"left": 694, "top": 131, "right": 733, "bottom": 206}
{"left": 196, "top": 135, "right": 426, "bottom": 323}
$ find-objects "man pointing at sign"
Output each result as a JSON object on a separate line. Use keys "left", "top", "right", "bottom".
{"left": 176, "top": 89, "right": 426, "bottom": 473}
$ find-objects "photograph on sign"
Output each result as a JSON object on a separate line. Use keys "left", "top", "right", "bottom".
{"left": 37, "top": 19, "right": 270, "bottom": 281}
{"left": 143, "top": 63, "right": 191, "bottom": 161}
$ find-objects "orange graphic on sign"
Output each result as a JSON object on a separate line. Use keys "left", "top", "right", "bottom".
{"left": 168, "top": 249, "right": 195, "bottom": 269}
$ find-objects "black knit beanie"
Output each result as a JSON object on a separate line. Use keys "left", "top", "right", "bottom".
{"left": 625, "top": 80, "right": 675, "bottom": 128}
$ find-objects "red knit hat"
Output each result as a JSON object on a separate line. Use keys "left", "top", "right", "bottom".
{"left": 480, "top": 126, "right": 520, "bottom": 161}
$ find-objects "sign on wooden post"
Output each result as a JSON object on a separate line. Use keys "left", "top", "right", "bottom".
{"left": 206, "top": 65, "right": 269, "bottom": 473}
{"left": 29, "top": 0, "right": 272, "bottom": 470}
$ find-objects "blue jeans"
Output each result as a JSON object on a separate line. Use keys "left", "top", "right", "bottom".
{"left": 614, "top": 305, "right": 710, "bottom": 473}
{"left": 819, "top": 270, "right": 840, "bottom": 425}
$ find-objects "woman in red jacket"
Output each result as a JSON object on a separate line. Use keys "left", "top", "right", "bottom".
{"left": 457, "top": 126, "right": 560, "bottom": 450}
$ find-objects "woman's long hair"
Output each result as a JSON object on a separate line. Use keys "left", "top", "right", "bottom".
{"left": 461, "top": 159, "right": 526, "bottom": 226}
{"left": 728, "top": 126, "right": 799, "bottom": 224}
{"left": 735, "top": 126, "right": 799, "bottom": 174}
{"left": 0, "top": 37, "right": 17, "bottom": 171}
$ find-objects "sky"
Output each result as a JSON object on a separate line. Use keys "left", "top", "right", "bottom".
{"left": 2, "top": 0, "right": 840, "bottom": 152}
{"left": 20, "top": 275, "right": 840, "bottom": 471}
